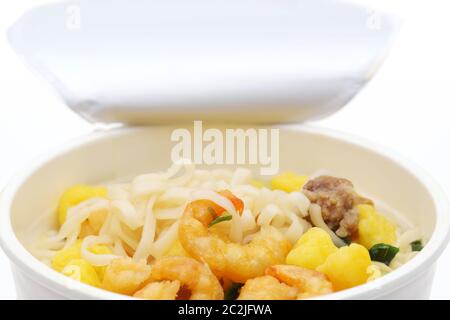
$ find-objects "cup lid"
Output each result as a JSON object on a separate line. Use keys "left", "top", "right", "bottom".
{"left": 8, "top": 0, "right": 399, "bottom": 125}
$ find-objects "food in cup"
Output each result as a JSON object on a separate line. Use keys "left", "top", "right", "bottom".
{"left": 30, "top": 163, "right": 424, "bottom": 300}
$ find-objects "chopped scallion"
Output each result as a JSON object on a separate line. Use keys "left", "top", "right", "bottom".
{"left": 224, "top": 283, "right": 244, "bottom": 300}
{"left": 208, "top": 213, "right": 232, "bottom": 228}
{"left": 411, "top": 240, "right": 424, "bottom": 252}
{"left": 369, "top": 243, "right": 400, "bottom": 265}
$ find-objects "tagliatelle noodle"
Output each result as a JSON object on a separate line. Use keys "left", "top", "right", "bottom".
{"left": 150, "top": 221, "right": 180, "bottom": 258}
{"left": 58, "top": 198, "right": 110, "bottom": 241}
{"left": 309, "top": 203, "right": 347, "bottom": 247}
{"left": 133, "top": 196, "right": 157, "bottom": 261}
{"left": 111, "top": 200, "right": 143, "bottom": 230}
{"left": 81, "top": 235, "right": 120, "bottom": 266}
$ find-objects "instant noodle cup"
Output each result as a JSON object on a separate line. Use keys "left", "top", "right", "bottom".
{"left": 1, "top": 0, "right": 449, "bottom": 301}
{"left": 1, "top": 126, "right": 449, "bottom": 299}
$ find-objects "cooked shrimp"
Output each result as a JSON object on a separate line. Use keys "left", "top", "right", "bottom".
{"left": 102, "top": 257, "right": 151, "bottom": 295}
{"left": 266, "top": 265, "right": 333, "bottom": 299}
{"left": 179, "top": 190, "right": 292, "bottom": 283}
{"left": 238, "top": 276, "right": 298, "bottom": 300}
{"left": 239, "top": 265, "right": 333, "bottom": 300}
{"left": 151, "top": 256, "right": 224, "bottom": 300}
{"left": 134, "top": 280, "right": 181, "bottom": 300}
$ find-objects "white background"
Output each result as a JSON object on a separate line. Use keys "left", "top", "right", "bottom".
{"left": 0, "top": 0, "right": 449, "bottom": 299}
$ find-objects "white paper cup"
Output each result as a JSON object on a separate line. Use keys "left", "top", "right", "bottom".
{"left": 1, "top": 125, "right": 449, "bottom": 299}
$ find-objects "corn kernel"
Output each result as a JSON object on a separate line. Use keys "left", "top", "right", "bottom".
{"left": 317, "top": 243, "right": 371, "bottom": 291}
{"left": 271, "top": 172, "right": 309, "bottom": 192}
{"left": 61, "top": 259, "right": 101, "bottom": 287}
{"left": 51, "top": 240, "right": 112, "bottom": 281}
{"left": 57, "top": 184, "right": 107, "bottom": 225}
{"left": 357, "top": 204, "right": 397, "bottom": 249}
{"left": 52, "top": 240, "right": 83, "bottom": 272}
{"left": 286, "top": 227, "right": 338, "bottom": 270}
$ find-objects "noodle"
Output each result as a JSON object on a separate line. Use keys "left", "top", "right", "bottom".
{"left": 396, "top": 228, "right": 422, "bottom": 251}
{"left": 151, "top": 221, "right": 180, "bottom": 258}
{"left": 309, "top": 204, "right": 347, "bottom": 248}
{"left": 283, "top": 212, "right": 306, "bottom": 244}
{"left": 189, "top": 190, "right": 237, "bottom": 216}
{"left": 154, "top": 207, "right": 184, "bottom": 220}
{"left": 113, "top": 239, "right": 128, "bottom": 257}
{"left": 58, "top": 198, "right": 109, "bottom": 241}
{"left": 81, "top": 235, "right": 119, "bottom": 266}
{"left": 111, "top": 200, "right": 143, "bottom": 230}
{"left": 257, "top": 204, "right": 286, "bottom": 228}
{"left": 133, "top": 196, "right": 157, "bottom": 261}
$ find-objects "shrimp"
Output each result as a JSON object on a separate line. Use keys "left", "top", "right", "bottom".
{"left": 134, "top": 280, "right": 181, "bottom": 300}
{"left": 266, "top": 265, "right": 333, "bottom": 299}
{"left": 150, "top": 256, "right": 224, "bottom": 300}
{"left": 179, "top": 190, "right": 292, "bottom": 283}
{"left": 238, "top": 276, "right": 298, "bottom": 300}
{"left": 102, "top": 257, "right": 152, "bottom": 295}
{"left": 238, "top": 265, "right": 333, "bottom": 300}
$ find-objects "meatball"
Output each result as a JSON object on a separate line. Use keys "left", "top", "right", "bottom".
{"left": 303, "top": 176, "right": 373, "bottom": 238}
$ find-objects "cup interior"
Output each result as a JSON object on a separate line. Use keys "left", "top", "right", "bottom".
{"left": 10, "top": 126, "right": 436, "bottom": 244}
{"left": 4, "top": 125, "right": 443, "bottom": 299}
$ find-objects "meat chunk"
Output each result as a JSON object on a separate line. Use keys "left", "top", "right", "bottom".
{"left": 303, "top": 176, "right": 372, "bottom": 238}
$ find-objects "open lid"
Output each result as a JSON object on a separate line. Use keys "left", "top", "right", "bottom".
{"left": 8, "top": 0, "right": 399, "bottom": 125}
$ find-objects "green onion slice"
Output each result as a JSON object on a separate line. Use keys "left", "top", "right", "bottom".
{"left": 224, "top": 283, "right": 244, "bottom": 300}
{"left": 208, "top": 213, "right": 232, "bottom": 228}
{"left": 410, "top": 240, "right": 424, "bottom": 252}
{"left": 369, "top": 243, "right": 400, "bottom": 265}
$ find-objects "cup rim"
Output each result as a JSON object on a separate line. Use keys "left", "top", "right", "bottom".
{"left": 1, "top": 125, "right": 449, "bottom": 300}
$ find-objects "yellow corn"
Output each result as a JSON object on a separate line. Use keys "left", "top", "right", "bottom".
{"left": 271, "top": 172, "right": 309, "bottom": 192}
{"left": 57, "top": 184, "right": 107, "bottom": 225}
